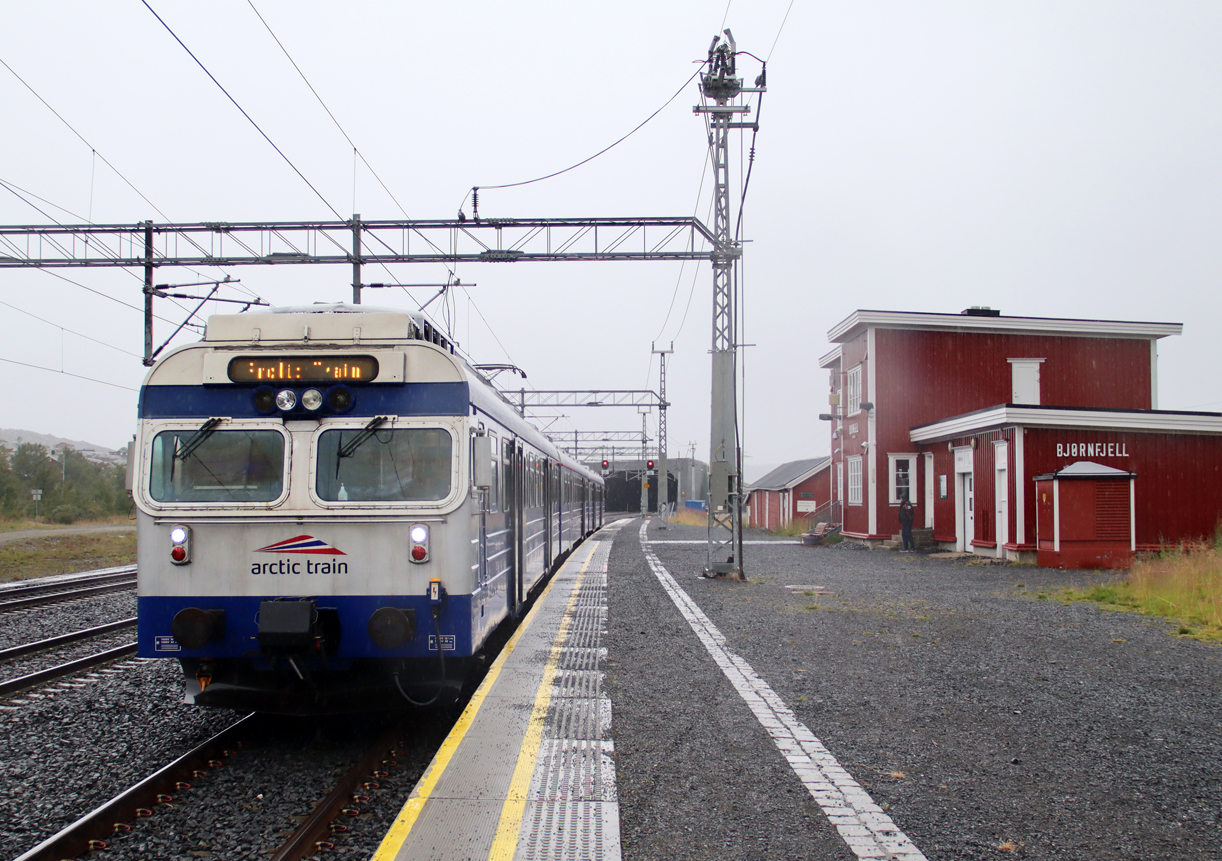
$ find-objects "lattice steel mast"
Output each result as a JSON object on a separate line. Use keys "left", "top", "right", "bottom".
{"left": 696, "top": 30, "right": 762, "bottom": 579}
{"left": 653, "top": 340, "right": 673, "bottom": 518}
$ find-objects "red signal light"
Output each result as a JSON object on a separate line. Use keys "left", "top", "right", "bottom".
{"left": 647, "top": 460, "right": 655, "bottom": 470}
{"left": 411, "top": 545, "right": 427, "bottom": 562}
{"left": 171, "top": 546, "right": 187, "bottom": 562}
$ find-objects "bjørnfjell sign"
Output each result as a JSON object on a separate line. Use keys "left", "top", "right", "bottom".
{"left": 1056, "top": 441, "right": 1129, "bottom": 458}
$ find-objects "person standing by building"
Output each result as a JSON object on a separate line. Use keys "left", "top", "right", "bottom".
{"left": 899, "top": 494, "right": 915, "bottom": 551}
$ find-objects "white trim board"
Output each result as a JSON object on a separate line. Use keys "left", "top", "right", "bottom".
{"left": 911, "top": 406, "right": 1222, "bottom": 443}
{"left": 828, "top": 309, "right": 1182, "bottom": 344}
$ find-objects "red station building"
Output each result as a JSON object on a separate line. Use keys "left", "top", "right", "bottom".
{"left": 819, "top": 308, "right": 1222, "bottom": 566}
{"left": 746, "top": 457, "right": 831, "bottom": 531}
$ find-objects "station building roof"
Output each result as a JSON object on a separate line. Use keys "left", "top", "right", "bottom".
{"left": 749, "top": 457, "right": 831, "bottom": 491}
{"left": 825, "top": 308, "right": 1183, "bottom": 346}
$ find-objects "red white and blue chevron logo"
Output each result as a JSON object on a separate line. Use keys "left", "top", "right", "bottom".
{"left": 254, "top": 535, "right": 346, "bottom": 555}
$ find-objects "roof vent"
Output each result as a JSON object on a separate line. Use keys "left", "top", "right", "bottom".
{"left": 961, "top": 306, "right": 1000, "bottom": 317}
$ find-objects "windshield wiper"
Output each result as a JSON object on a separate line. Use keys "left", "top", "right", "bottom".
{"left": 175, "top": 417, "right": 226, "bottom": 461}
{"left": 337, "top": 415, "right": 389, "bottom": 460}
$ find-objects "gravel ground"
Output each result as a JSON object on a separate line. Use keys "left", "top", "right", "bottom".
{"left": 606, "top": 518, "right": 1222, "bottom": 861}
{"left": 1, "top": 658, "right": 241, "bottom": 858}
{"left": 100, "top": 712, "right": 430, "bottom": 861}
{"left": 0, "top": 589, "right": 135, "bottom": 651}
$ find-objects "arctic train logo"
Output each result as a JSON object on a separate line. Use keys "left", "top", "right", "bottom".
{"left": 254, "top": 535, "right": 347, "bottom": 555}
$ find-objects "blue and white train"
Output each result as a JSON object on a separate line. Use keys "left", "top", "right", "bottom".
{"left": 131, "top": 304, "right": 603, "bottom": 712}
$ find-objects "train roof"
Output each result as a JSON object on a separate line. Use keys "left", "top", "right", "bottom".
{"left": 193, "top": 305, "right": 600, "bottom": 484}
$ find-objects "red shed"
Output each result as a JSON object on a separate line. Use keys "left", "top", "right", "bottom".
{"left": 1033, "top": 461, "right": 1136, "bottom": 569}
{"left": 746, "top": 457, "right": 831, "bottom": 531}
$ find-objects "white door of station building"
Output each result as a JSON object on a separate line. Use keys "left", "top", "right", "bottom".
{"left": 923, "top": 453, "right": 935, "bottom": 529}
{"left": 994, "top": 441, "right": 1008, "bottom": 559}
{"left": 954, "top": 446, "right": 973, "bottom": 553}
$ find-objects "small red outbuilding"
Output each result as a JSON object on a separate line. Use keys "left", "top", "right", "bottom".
{"left": 1033, "top": 461, "right": 1136, "bottom": 569}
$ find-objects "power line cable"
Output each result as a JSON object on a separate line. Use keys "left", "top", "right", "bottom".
{"left": 0, "top": 66, "right": 264, "bottom": 305}
{"left": 140, "top": 0, "right": 344, "bottom": 221}
{"left": 767, "top": 0, "right": 797, "bottom": 62}
{"left": 464, "top": 65, "right": 706, "bottom": 203}
{"left": 0, "top": 56, "right": 173, "bottom": 222}
{"left": 0, "top": 355, "right": 137, "bottom": 391}
{"left": 0, "top": 298, "right": 142, "bottom": 358}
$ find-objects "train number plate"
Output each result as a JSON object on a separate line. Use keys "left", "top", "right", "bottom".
{"left": 428, "top": 635, "right": 457, "bottom": 651}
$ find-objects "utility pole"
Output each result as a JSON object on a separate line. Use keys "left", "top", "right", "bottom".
{"left": 696, "top": 30, "right": 762, "bottom": 579}
{"left": 653, "top": 341, "right": 673, "bottom": 522}
{"left": 639, "top": 411, "right": 649, "bottom": 515}
{"left": 142, "top": 220, "right": 155, "bottom": 366}
{"left": 351, "top": 213, "right": 362, "bottom": 305}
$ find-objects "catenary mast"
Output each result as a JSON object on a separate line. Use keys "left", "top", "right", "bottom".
{"left": 696, "top": 30, "right": 762, "bottom": 579}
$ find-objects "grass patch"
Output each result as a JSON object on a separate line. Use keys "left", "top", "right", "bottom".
{"left": 666, "top": 508, "right": 708, "bottom": 527}
{"left": 0, "top": 515, "right": 132, "bottom": 533}
{"left": 1065, "top": 545, "right": 1222, "bottom": 641}
{"left": 0, "top": 532, "right": 136, "bottom": 583}
{"left": 764, "top": 519, "right": 810, "bottom": 538}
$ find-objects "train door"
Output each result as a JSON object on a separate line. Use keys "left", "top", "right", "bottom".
{"left": 472, "top": 432, "right": 490, "bottom": 592}
{"left": 543, "top": 460, "right": 554, "bottom": 572}
{"left": 507, "top": 439, "right": 524, "bottom": 613}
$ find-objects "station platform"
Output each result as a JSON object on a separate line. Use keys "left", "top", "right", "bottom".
{"left": 372, "top": 517, "right": 925, "bottom": 861}
{"left": 372, "top": 519, "right": 626, "bottom": 861}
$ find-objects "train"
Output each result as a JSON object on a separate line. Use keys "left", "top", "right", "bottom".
{"left": 130, "top": 303, "right": 604, "bottom": 712}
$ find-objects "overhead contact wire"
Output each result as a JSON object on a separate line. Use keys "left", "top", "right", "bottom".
{"left": 140, "top": 0, "right": 344, "bottom": 221}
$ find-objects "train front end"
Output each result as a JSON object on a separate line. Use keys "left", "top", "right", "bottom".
{"left": 132, "top": 306, "right": 490, "bottom": 713}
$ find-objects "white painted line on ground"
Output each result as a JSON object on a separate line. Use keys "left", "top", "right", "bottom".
{"left": 645, "top": 539, "right": 800, "bottom": 545}
{"left": 639, "top": 522, "right": 926, "bottom": 861}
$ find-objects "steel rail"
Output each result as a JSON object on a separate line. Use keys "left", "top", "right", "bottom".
{"left": 0, "top": 576, "right": 137, "bottom": 613}
{"left": 12, "top": 714, "right": 258, "bottom": 861}
{"left": 0, "top": 642, "right": 137, "bottom": 698}
{"left": 268, "top": 723, "right": 407, "bottom": 861}
{"left": 0, "top": 567, "right": 137, "bottom": 599}
{"left": 0, "top": 618, "right": 138, "bottom": 662}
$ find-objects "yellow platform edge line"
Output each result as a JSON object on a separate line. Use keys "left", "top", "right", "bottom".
{"left": 370, "top": 539, "right": 600, "bottom": 861}
{"left": 486, "top": 544, "right": 595, "bottom": 861}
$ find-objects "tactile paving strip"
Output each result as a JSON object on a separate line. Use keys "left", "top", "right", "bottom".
{"left": 515, "top": 526, "right": 621, "bottom": 861}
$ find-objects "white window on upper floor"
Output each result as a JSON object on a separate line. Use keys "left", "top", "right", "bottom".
{"left": 1008, "top": 358, "right": 1045, "bottom": 405}
{"left": 846, "top": 365, "right": 862, "bottom": 414}
{"left": 847, "top": 456, "right": 863, "bottom": 505}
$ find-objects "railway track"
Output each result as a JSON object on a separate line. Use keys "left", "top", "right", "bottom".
{"left": 0, "top": 566, "right": 137, "bottom": 613}
{"left": 0, "top": 641, "right": 138, "bottom": 699}
{"left": 13, "top": 714, "right": 416, "bottom": 861}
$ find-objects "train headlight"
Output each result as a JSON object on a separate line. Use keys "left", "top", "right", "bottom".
{"left": 253, "top": 386, "right": 277, "bottom": 414}
{"left": 301, "top": 388, "right": 324, "bottom": 411}
{"left": 275, "top": 389, "right": 297, "bottom": 411}
{"left": 169, "top": 524, "right": 192, "bottom": 565}
{"left": 409, "top": 523, "right": 429, "bottom": 563}
{"left": 327, "top": 385, "right": 354, "bottom": 413}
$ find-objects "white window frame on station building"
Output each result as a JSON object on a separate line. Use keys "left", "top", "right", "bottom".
{"left": 888, "top": 453, "right": 919, "bottom": 504}
{"left": 846, "top": 365, "right": 862, "bottom": 415}
{"left": 847, "top": 456, "right": 863, "bottom": 505}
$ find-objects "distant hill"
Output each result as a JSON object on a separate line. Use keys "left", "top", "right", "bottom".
{"left": 0, "top": 429, "right": 127, "bottom": 465}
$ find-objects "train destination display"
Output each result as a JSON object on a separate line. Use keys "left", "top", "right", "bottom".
{"left": 228, "top": 355, "right": 378, "bottom": 382}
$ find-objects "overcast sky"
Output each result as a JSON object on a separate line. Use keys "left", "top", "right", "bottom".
{"left": 1, "top": 1, "right": 1219, "bottom": 481}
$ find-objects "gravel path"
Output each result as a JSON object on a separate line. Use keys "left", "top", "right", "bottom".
{"left": 0, "top": 524, "right": 135, "bottom": 546}
{"left": 606, "top": 519, "right": 1222, "bottom": 861}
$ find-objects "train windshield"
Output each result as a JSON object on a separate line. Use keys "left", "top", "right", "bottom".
{"left": 316, "top": 427, "right": 453, "bottom": 502}
{"left": 150, "top": 429, "right": 285, "bottom": 503}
